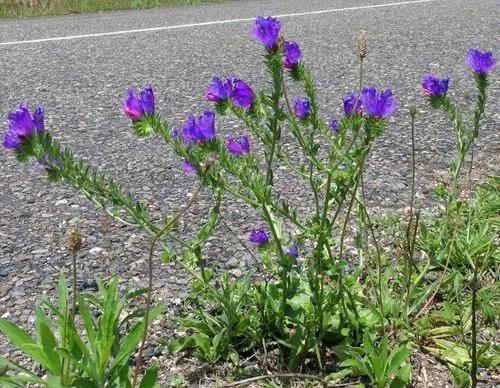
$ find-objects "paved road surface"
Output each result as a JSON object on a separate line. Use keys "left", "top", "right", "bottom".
{"left": 0, "top": 0, "right": 498, "bottom": 327}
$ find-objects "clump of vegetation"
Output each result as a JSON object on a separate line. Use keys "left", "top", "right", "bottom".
{"left": 0, "top": 0, "right": 226, "bottom": 19}
{"left": 1, "top": 15, "right": 497, "bottom": 387}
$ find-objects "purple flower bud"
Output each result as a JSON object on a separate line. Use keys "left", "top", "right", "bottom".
{"left": 3, "top": 103, "right": 45, "bottom": 150}
{"left": 249, "top": 227, "right": 269, "bottom": 245}
{"left": 171, "top": 127, "right": 180, "bottom": 139}
{"left": 283, "top": 41, "right": 302, "bottom": 69}
{"left": 181, "top": 111, "right": 216, "bottom": 144}
{"left": 466, "top": 48, "right": 496, "bottom": 75}
{"left": 232, "top": 79, "right": 255, "bottom": 110}
{"left": 422, "top": 74, "right": 449, "bottom": 98}
{"left": 227, "top": 135, "right": 250, "bottom": 156}
{"left": 294, "top": 97, "right": 311, "bottom": 119}
{"left": 206, "top": 77, "right": 233, "bottom": 102}
{"left": 252, "top": 16, "right": 281, "bottom": 51}
{"left": 343, "top": 92, "right": 363, "bottom": 117}
{"left": 361, "top": 86, "right": 397, "bottom": 118}
{"left": 182, "top": 160, "right": 196, "bottom": 175}
{"left": 123, "top": 86, "right": 155, "bottom": 120}
{"left": 330, "top": 118, "right": 339, "bottom": 133}
{"left": 288, "top": 241, "right": 299, "bottom": 258}
{"left": 33, "top": 107, "right": 45, "bottom": 133}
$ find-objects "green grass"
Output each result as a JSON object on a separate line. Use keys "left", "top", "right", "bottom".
{"left": 0, "top": 0, "right": 227, "bottom": 18}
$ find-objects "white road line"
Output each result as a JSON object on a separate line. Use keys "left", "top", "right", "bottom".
{"left": 0, "top": 0, "right": 435, "bottom": 46}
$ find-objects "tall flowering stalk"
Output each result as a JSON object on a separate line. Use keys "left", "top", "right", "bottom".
{"left": 423, "top": 49, "right": 495, "bottom": 191}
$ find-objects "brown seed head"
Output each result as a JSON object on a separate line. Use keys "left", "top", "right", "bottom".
{"left": 68, "top": 228, "right": 82, "bottom": 255}
{"left": 357, "top": 31, "right": 368, "bottom": 60}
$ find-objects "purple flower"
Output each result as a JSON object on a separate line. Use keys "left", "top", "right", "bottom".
{"left": 249, "top": 227, "right": 269, "bottom": 245}
{"left": 182, "top": 160, "right": 196, "bottom": 175}
{"left": 330, "top": 118, "right": 339, "bottom": 133}
{"left": 232, "top": 79, "right": 255, "bottom": 110}
{"left": 466, "top": 49, "right": 496, "bottom": 75}
{"left": 181, "top": 111, "right": 216, "bottom": 144}
{"left": 123, "top": 86, "right": 155, "bottom": 120}
{"left": 3, "top": 103, "right": 45, "bottom": 150}
{"left": 294, "top": 97, "right": 311, "bottom": 119}
{"left": 361, "top": 86, "right": 397, "bottom": 118}
{"left": 283, "top": 41, "right": 302, "bottom": 69}
{"left": 227, "top": 135, "right": 250, "bottom": 156}
{"left": 343, "top": 92, "right": 363, "bottom": 117}
{"left": 205, "top": 77, "right": 233, "bottom": 102}
{"left": 288, "top": 241, "right": 299, "bottom": 258}
{"left": 252, "top": 16, "right": 281, "bottom": 50}
{"left": 422, "top": 74, "right": 449, "bottom": 98}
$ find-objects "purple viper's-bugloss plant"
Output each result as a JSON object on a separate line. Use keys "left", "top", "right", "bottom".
{"left": 232, "top": 79, "right": 255, "bottom": 110}
{"left": 180, "top": 110, "right": 216, "bottom": 144}
{"left": 283, "top": 41, "right": 302, "bottom": 69}
{"left": 3, "top": 103, "right": 44, "bottom": 149}
{"left": 252, "top": 16, "right": 281, "bottom": 51}
{"left": 249, "top": 227, "right": 269, "bottom": 245}
{"left": 361, "top": 86, "right": 397, "bottom": 119}
{"left": 227, "top": 135, "right": 250, "bottom": 156}
{"left": 343, "top": 92, "right": 363, "bottom": 117}
{"left": 206, "top": 77, "right": 233, "bottom": 103}
{"left": 294, "top": 97, "right": 311, "bottom": 119}
{"left": 422, "top": 74, "right": 449, "bottom": 98}
{"left": 466, "top": 48, "right": 496, "bottom": 75}
{"left": 123, "top": 86, "right": 155, "bottom": 120}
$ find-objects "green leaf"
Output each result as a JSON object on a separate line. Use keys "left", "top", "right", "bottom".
{"left": 386, "top": 346, "right": 413, "bottom": 377}
{"left": 0, "top": 356, "right": 45, "bottom": 385}
{"left": 139, "top": 363, "right": 158, "bottom": 388}
{"left": 168, "top": 337, "right": 194, "bottom": 353}
{"left": 35, "top": 306, "right": 61, "bottom": 375}
{"left": 0, "top": 320, "right": 36, "bottom": 349}
{"left": 110, "top": 322, "right": 144, "bottom": 371}
{"left": 389, "top": 362, "right": 412, "bottom": 388}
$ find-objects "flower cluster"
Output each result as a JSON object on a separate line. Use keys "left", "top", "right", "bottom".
{"left": 205, "top": 77, "right": 255, "bottom": 110}
{"left": 342, "top": 88, "right": 397, "bottom": 119}
{"left": 283, "top": 41, "right": 302, "bottom": 69}
{"left": 422, "top": 74, "right": 449, "bottom": 98}
{"left": 252, "top": 16, "right": 281, "bottom": 51}
{"left": 227, "top": 135, "right": 250, "bottom": 156}
{"left": 175, "top": 111, "right": 216, "bottom": 144}
{"left": 294, "top": 97, "right": 311, "bottom": 119}
{"left": 466, "top": 48, "right": 496, "bottom": 75}
{"left": 343, "top": 92, "right": 363, "bottom": 117}
{"left": 3, "top": 104, "right": 44, "bottom": 149}
{"left": 249, "top": 227, "right": 269, "bottom": 245}
{"left": 123, "top": 86, "right": 155, "bottom": 120}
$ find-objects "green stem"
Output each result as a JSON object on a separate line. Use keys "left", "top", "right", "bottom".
{"left": 262, "top": 204, "right": 287, "bottom": 328}
{"left": 131, "top": 180, "right": 204, "bottom": 388}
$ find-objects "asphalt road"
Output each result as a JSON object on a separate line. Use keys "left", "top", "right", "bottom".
{"left": 0, "top": 0, "right": 498, "bottom": 323}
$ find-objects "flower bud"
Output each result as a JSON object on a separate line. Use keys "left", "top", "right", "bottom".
{"left": 409, "top": 105, "right": 417, "bottom": 117}
{"left": 357, "top": 31, "right": 367, "bottom": 60}
{"left": 68, "top": 228, "right": 82, "bottom": 255}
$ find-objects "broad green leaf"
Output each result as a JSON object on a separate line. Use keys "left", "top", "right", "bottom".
{"left": 386, "top": 346, "right": 413, "bottom": 377}
{"left": 0, "top": 320, "right": 36, "bottom": 348}
{"left": 110, "top": 322, "right": 144, "bottom": 371}
{"left": 139, "top": 363, "right": 158, "bottom": 388}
